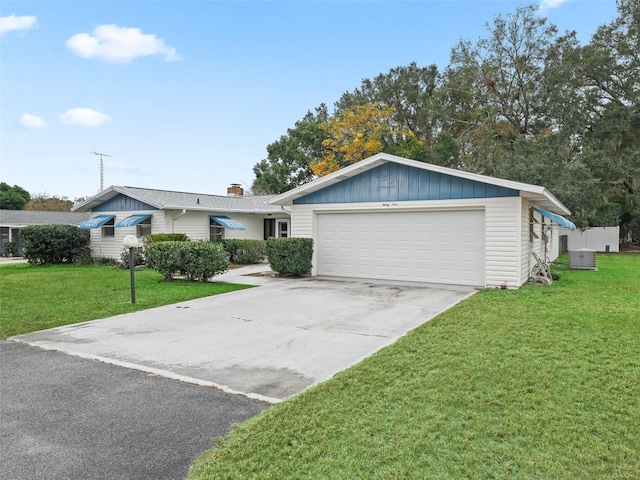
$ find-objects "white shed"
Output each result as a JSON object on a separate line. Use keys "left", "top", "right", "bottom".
{"left": 269, "top": 153, "right": 576, "bottom": 288}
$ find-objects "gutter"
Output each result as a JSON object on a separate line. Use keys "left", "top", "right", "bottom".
{"left": 172, "top": 209, "right": 187, "bottom": 232}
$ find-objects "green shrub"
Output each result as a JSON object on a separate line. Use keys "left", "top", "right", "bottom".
{"left": 145, "top": 241, "right": 229, "bottom": 281}
{"left": 143, "top": 233, "right": 189, "bottom": 244}
{"left": 76, "top": 255, "right": 119, "bottom": 267}
{"left": 222, "top": 239, "right": 266, "bottom": 264}
{"left": 3, "top": 240, "right": 18, "bottom": 256}
{"left": 266, "top": 237, "right": 313, "bottom": 276}
{"left": 75, "top": 250, "right": 95, "bottom": 266}
{"left": 120, "top": 246, "right": 145, "bottom": 268}
{"left": 145, "top": 241, "right": 182, "bottom": 279}
{"left": 93, "top": 256, "right": 119, "bottom": 267}
{"left": 20, "top": 224, "right": 90, "bottom": 265}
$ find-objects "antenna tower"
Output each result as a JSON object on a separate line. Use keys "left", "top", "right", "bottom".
{"left": 91, "top": 151, "right": 112, "bottom": 191}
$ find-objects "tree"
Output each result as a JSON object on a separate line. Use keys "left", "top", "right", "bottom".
{"left": 251, "top": 105, "right": 329, "bottom": 194}
{"left": 249, "top": 0, "right": 638, "bottom": 232}
{"left": 311, "top": 103, "right": 419, "bottom": 177}
{"left": 25, "top": 194, "right": 73, "bottom": 211}
{"left": 444, "top": 5, "right": 561, "bottom": 175}
{"left": 0, "top": 183, "right": 31, "bottom": 210}
{"left": 336, "top": 62, "right": 442, "bottom": 146}
{"left": 578, "top": 0, "right": 640, "bottom": 228}
{"left": 541, "top": 0, "right": 640, "bottom": 227}
{"left": 450, "top": 5, "right": 557, "bottom": 137}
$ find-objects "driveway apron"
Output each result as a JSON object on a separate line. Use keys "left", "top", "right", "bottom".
{"left": 12, "top": 265, "right": 476, "bottom": 402}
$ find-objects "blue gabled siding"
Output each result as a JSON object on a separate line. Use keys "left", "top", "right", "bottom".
{"left": 293, "top": 163, "right": 519, "bottom": 204}
{"left": 94, "top": 194, "right": 158, "bottom": 212}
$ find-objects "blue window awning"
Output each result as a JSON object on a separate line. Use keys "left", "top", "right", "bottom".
{"left": 115, "top": 214, "right": 151, "bottom": 227}
{"left": 210, "top": 215, "right": 245, "bottom": 230}
{"left": 79, "top": 215, "right": 115, "bottom": 229}
{"left": 532, "top": 207, "right": 576, "bottom": 230}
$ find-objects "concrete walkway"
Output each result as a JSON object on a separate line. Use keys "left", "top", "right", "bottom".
{"left": 0, "top": 256, "right": 27, "bottom": 264}
{"left": 12, "top": 265, "right": 476, "bottom": 402}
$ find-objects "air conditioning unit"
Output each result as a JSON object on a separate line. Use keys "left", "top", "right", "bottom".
{"left": 568, "top": 248, "right": 597, "bottom": 270}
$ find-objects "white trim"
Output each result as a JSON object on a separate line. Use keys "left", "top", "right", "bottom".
{"left": 276, "top": 219, "right": 290, "bottom": 238}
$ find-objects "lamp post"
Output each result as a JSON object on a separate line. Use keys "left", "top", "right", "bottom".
{"left": 123, "top": 235, "right": 138, "bottom": 304}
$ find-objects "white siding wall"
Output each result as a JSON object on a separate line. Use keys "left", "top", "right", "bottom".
{"left": 89, "top": 210, "right": 159, "bottom": 260}
{"left": 519, "top": 199, "right": 532, "bottom": 285}
{"left": 519, "top": 201, "right": 562, "bottom": 285}
{"left": 89, "top": 228, "right": 125, "bottom": 260}
{"left": 169, "top": 210, "right": 288, "bottom": 241}
{"left": 484, "top": 196, "right": 521, "bottom": 288}
{"left": 291, "top": 196, "right": 523, "bottom": 288}
{"left": 223, "top": 214, "right": 287, "bottom": 240}
{"left": 168, "top": 210, "right": 210, "bottom": 240}
{"left": 89, "top": 210, "right": 282, "bottom": 260}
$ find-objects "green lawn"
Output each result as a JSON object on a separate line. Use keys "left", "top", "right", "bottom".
{"left": 187, "top": 254, "right": 640, "bottom": 480}
{"left": 0, "top": 263, "right": 252, "bottom": 339}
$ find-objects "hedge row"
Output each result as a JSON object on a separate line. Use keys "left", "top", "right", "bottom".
{"left": 143, "top": 233, "right": 189, "bottom": 244}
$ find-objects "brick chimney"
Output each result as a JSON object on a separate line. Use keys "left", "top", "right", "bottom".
{"left": 227, "top": 183, "right": 244, "bottom": 197}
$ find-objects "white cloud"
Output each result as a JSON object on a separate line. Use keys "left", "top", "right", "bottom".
{"left": 60, "top": 108, "right": 111, "bottom": 127}
{"left": 0, "top": 14, "right": 37, "bottom": 35}
{"left": 538, "top": 0, "right": 570, "bottom": 15}
{"left": 66, "top": 24, "right": 181, "bottom": 63}
{"left": 19, "top": 113, "right": 47, "bottom": 129}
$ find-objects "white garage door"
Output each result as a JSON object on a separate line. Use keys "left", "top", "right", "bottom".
{"left": 317, "top": 210, "right": 485, "bottom": 286}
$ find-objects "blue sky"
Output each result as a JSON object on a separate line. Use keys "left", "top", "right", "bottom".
{"left": 1, "top": 0, "right": 618, "bottom": 201}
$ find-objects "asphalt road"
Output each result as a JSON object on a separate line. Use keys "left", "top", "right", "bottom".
{"left": 0, "top": 341, "right": 268, "bottom": 480}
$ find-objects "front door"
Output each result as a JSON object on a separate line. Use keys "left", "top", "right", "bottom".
{"left": 264, "top": 218, "right": 275, "bottom": 240}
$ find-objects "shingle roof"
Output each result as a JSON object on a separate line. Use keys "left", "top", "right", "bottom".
{"left": 73, "top": 186, "right": 288, "bottom": 214}
{"left": 0, "top": 210, "right": 90, "bottom": 226}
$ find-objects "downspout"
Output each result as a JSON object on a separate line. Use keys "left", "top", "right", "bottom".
{"left": 172, "top": 209, "right": 187, "bottom": 233}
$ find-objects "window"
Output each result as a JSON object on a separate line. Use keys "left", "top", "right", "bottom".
{"left": 0, "top": 227, "right": 9, "bottom": 254}
{"left": 278, "top": 221, "right": 288, "bottom": 238}
{"left": 210, "top": 219, "right": 225, "bottom": 241}
{"left": 102, "top": 217, "right": 115, "bottom": 237}
{"left": 137, "top": 217, "right": 152, "bottom": 237}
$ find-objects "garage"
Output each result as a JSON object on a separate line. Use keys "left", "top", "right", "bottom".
{"left": 316, "top": 210, "right": 485, "bottom": 286}
{"left": 270, "top": 153, "right": 577, "bottom": 289}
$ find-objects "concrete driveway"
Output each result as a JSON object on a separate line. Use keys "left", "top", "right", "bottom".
{"left": 12, "top": 265, "right": 476, "bottom": 402}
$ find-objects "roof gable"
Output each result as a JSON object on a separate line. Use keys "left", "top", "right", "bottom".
{"left": 293, "top": 162, "right": 519, "bottom": 205}
{"left": 270, "top": 153, "right": 571, "bottom": 215}
{"left": 93, "top": 194, "right": 158, "bottom": 212}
